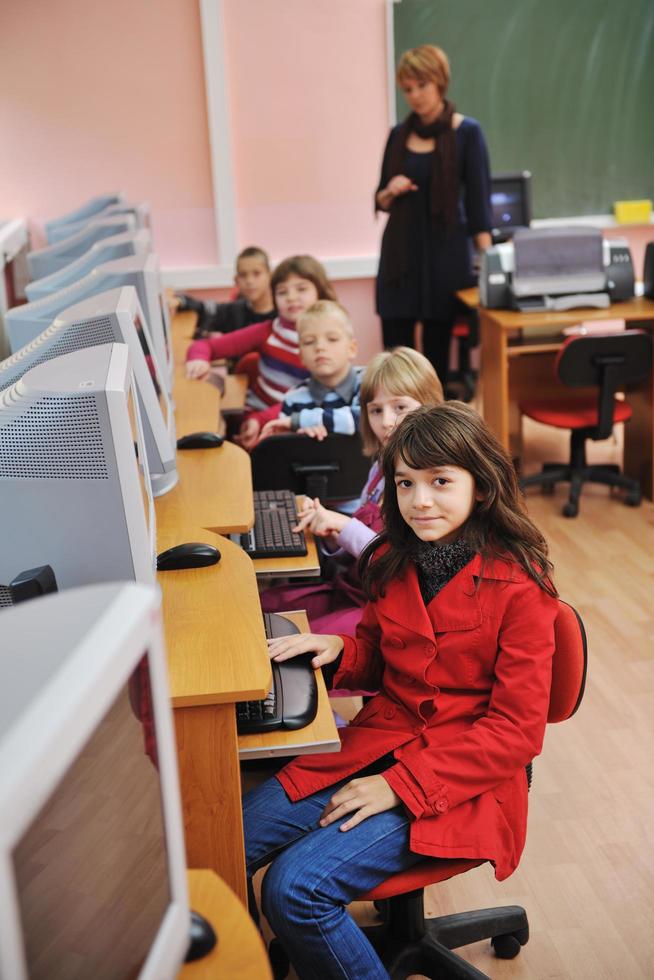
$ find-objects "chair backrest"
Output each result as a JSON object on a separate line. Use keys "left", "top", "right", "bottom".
{"left": 555, "top": 330, "right": 653, "bottom": 438}
{"left": 250, "top": 432, "right": 370, "bottom": 503}
{"left": 548, "top": 599, "right": 588, "bottom": 723}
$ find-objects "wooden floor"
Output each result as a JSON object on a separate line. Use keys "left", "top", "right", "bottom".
{"left": 259, "top": 416, "right": 654, "bottom": 980}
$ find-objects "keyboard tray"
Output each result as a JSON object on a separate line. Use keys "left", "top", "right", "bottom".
{"left": 235, "top": 612, "right": 318, "bottom": 734}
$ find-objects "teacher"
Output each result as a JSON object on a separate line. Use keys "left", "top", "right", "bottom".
{"left": 375, "top": 44, "right": 492, "bottom": 384}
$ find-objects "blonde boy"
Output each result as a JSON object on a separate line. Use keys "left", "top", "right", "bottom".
{"left": 259, "top": 300, "right": 360, "bottom": 442}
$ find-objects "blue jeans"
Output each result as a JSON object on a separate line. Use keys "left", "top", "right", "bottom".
{"left": 243, "top": 775, "right": 423, "bottom": 980}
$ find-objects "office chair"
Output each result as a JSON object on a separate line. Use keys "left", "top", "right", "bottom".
{"left": 250, "top": 432, "right": 370, "bottom": 504}
{"left": 519, "top": 330, "right": 653, "bottom": 517}
{"left": 268, "top": 599, "right": 586, "bottom": 980}
{"left": 446, "top": 306, "right": 479, "bottom": 403}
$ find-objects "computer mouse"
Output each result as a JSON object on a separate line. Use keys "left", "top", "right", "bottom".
{"left": 156, "top": 542, "right": 221, "bottom": 571}
{"left": 176, "top": 431, "right": 224, "bottom": 450}
{"left": 184, "top": 910, "right": 217, "bottom": 962}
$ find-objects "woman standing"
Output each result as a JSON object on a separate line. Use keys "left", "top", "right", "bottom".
{"left": 375, "top": 44, "right": 492, "bottom": 383}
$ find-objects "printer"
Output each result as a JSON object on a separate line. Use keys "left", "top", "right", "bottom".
{"left": 479, "top": 226, "right": 634, "bottom": 311}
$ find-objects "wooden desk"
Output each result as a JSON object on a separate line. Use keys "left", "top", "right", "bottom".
{"left": 178, "top": 870, "right": 271, "bottom": 979}
{"left": 159, "top": 445, "right": 254, "bottom": 535}
{"left": 157, "top": 532, "right": 270, "bottom": 904}
{"left": 458, "top": 289, "right": 654, "bottom": 499}
{"left": 238, "top": 610, "right": 340, "bottom": 761}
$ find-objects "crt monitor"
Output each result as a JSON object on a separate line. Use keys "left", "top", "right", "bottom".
{"left": 6, "top": 253, "right": 172, "bottom": 391}
{"left": 0, "top": 581, "right": 190, "bottom": 980}
{"left": 47, "top": 201, "right": 151, "bottom": 243}
{"left": 0, "top": 342, "right": 156, "bottom": 589}
{"left": 25, "top": 229, "right": 152, "bottom": 302}
{"left": 0, "top": 286, "right": 177, "bottom": 497}
{"left": 490, "top": 171, "right": 532, "bottom": 243}
{"left": 27, "top": 215, "right": 137, "bottom": 281}
{"left": 43, "top": 192, "right": 125, "bottom": 243}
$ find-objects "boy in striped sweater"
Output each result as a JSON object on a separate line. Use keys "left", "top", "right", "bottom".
{"left": 258, "top": 300, "right": 361, "bottom": 443}
{"left": 185, "top": 256, "right": 336, "bottom": 448}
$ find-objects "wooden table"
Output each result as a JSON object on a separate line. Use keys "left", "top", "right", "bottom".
{"left": 157, "top": 311, "right": 338, "bottom": 905}
{"left": 177, "top": 870, "right": 271, "bottom": 979}
{"left": 157, "top": 533, "right": 271, "bottom": 905}
{"left": 458, "top": 288, "right": 654, "bottom": 498}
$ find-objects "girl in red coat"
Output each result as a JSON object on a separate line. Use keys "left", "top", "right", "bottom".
{"left": 243, "top": 402, "right": 558, "bottom": 980}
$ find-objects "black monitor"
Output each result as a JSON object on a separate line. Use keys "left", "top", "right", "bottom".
{"left": 490, "top": 171, "right": 532, "bottom": 243}
{"left": 250, "top": 433, "right": 370, "bottom": 504}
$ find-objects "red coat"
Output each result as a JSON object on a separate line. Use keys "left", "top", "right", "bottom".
{"left": 277, "top": 553, "right": 557, "bottom": 880}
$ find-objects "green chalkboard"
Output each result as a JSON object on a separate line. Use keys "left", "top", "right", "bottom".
{"left": 393, "top": 0, "right": 654, "bottom": 218}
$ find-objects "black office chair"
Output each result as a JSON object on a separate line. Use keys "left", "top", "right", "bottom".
{"left": 250, "top": 432, "right": 370, "bottom": 505}
{"left": 519, "top": 330, "right": 653, "bottom": 516}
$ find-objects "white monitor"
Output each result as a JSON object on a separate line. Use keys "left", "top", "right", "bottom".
{"left": 43, "top": 192, "right": 125, "bottom": 243}
{"left": 28, "top": 216, "right": 137, "bottom": 281}
{"left": 0, "top": 287, "right": 177, "bottom": 496}
{"left": 0, "top": 342, "right": 156, "bottom": 588}
{"left": 25, "top": 230, "right": 152, "bottom": 302}
{"left": 47, "top": 202, "right": 151, "bottom": 243}
{"left": 6, "top": 253, "right": 172, "bottom": 391}
{"left": 0, "top": 581, "right": 190, "bottom": 980}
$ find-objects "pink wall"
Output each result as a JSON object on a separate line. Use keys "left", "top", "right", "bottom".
{"left": 0, "top": 0, "right": 218, "bottom": 265}
{"left": 222, "top": 0, "right": 389, "bottom": 262}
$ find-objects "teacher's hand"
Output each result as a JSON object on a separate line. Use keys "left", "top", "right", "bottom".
{"left": 386, "top": 175, "right": 418, "bottom": 198}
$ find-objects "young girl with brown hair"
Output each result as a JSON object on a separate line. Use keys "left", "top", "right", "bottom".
{"left": 244, "top": 401, "right": 558, "bottom": 980}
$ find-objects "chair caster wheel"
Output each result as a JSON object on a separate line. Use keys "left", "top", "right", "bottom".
{"left": 562, "top": 501, "right": 578, "bottom": 518}
{"left": 492, "top": 928, "right": 527, "bottom": 959}
{"left": 625, "top": 490, "right": 641, "bottom": 507}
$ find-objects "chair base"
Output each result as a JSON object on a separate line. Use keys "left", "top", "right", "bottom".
{"left": 363, "top": 892, "right": 529, "bottom": 980}
{"left": 520, "top": 429, "right": 642, "bottom": 516}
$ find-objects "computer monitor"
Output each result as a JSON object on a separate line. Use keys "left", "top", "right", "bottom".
{"left": 6, "top": 253, "right": 172, "bottom": 391}
{"left": 0, "top": 581, "right": 190, "bottom": 980}
{"left": 43, "top": 192, "right": 125, "bottom": 243}
{"left": 0, "top": 342, "right": 156, "bottom": 588}
{"left": 0, "top": 287, "right": 177, "bottom": 496}
{"left": 490, "top": 171, "right": 532, "bottom": 243}
{"left": 27, "top": 215, "right": 138, "bottom": 281}
{"left": 25, "top": 229, "right": 152, "bottom": 302}
{"left": 47, "top": 202, "right": 151, "bottom": 244}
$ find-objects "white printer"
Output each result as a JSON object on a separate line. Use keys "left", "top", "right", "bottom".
{"left": 479, "top": 226, "right": 634, "bottom": 311}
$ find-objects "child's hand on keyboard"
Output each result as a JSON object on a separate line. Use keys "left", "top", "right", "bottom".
{"left": 293, "top": 498, "right": 349, "bottom": 537}
{"left": 267, "top": 632, "right": 344, "bottom": 670}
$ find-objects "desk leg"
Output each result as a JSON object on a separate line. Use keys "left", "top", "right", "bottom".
{"left": 174, "top": 703, "right": 247, "bottom": 905}
{"left": 480, "top": 312, "right": 509, "bottom": 448}
{"left": 622, "top": 334, "right": 654, "bottom": 500}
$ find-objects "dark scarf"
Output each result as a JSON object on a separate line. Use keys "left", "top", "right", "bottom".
{"left": 411, "top": 537, "right": 475, "bottom": 607}
{"left": 381, "top": 100, "right": 459, "bottom": 287}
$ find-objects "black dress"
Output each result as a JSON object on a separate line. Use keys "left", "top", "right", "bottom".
{"left": 375, "top": 117, "right": 492, "bottom": 363}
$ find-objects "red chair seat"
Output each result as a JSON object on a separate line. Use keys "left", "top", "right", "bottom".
{"left": 360, "top": 858, "right": 484, "bottom": 901}
{"left": 519, "top": 395, "right": 632, "bottom": 430}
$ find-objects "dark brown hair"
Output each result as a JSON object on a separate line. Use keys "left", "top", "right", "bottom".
{"left": 270, "top": 255, "right": 337, "bottom": 301}
{"left": 360, "top": 402, "right": 556, "bottom": 599}
{"left": 236, "top": 245, "right": 270, "bottom": 270}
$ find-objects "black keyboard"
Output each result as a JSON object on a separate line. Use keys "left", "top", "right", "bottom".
{"left": 236, "top": 612, "right": 318, "bottom": 734}
{"left": 239, "top": 489, "right": 307, "bottom": 559}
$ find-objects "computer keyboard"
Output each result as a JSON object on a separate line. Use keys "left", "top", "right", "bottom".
{"left": 236, "top": 612, "right": 318, "bottom": 734}
{"left": 239, "top": 489, "right": 307, "bottom": 560}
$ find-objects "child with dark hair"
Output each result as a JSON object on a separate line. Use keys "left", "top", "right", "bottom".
{"left": 244, "top": 401, "right": 558, "bottom": 980}
{"left": 177, "top": 246, "right": 275, "bottom": 337}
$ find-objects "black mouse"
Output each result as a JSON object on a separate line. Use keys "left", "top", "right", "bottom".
{"left": 157, "top": 542, "right": 221, "bottom": 571}
{"left": 176, "top": 431, "right": 224, "bottom": 450}
{"left": 184, "top": 910, "right": 217, "bottom": 962}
